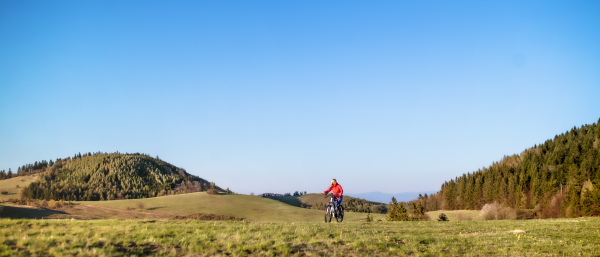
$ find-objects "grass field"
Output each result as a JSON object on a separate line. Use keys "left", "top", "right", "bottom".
{"left": 2, "top": 175, "right": 600, "bottom": 255}
{"left": 0, "top": 175, "right": 38, "bottom": 201}
{"left": 72, "top": 192, "right": 386, "bottom": 222}
{"left": 0, "top": 174, "right": 385, "bottom": 222}
{"left": 426, "top": 210, "right": 481, "bottom": 221}
{"left": 1, "top": 217, "right": 599, "bottom": 256}
{"left": 0, "top": 192, "right": 388, "bottom": 222}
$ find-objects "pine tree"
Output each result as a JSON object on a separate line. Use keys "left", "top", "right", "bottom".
{"left": 438, "top": 213, "right": 449, "bottom": 221}
{"left": 387, "top": 197, "right": 409, "bottom": 221}
{"left": 429, "top": 119, "right": 600, "bottom": 218}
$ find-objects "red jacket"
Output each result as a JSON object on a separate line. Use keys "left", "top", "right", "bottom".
{"left": 324, "top": 184, "right": 343, "bottom": 197}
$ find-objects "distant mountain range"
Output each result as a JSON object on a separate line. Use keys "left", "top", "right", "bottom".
{"left": 347, "top": 191, "right": 436, "bottom": 204}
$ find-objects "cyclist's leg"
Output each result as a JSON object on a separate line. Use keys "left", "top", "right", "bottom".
{"left": 333, "top": 197, "right": 338, "bottom": 211}
{"left": 337, "top": 197, "right": 343, "bottom": 212}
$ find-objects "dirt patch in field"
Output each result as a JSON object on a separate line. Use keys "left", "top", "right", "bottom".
{"left": 509, "top": 229, "right": 526, "bottom": 234}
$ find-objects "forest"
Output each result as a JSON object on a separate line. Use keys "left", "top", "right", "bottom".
{"left": 414, "top": 118, "right": 600, "bottom": 218}
{"left": 19, "top": 152, "right": 216, "bottom": 201}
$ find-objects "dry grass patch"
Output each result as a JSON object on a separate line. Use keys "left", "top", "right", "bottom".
{"left": 426, "top": 210, "right": 480, "bottom": 221}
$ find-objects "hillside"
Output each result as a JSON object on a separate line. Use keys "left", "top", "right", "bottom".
{"left": 20, "top": 152, "right": 216, "bottom": 201}
{"left": 1, "top": 191, "right": 384, "bottom": 222}
{"left": 82, "top": 192, "right": 384, "bottom": 222}
{"left": 263, "top": 193, "right": 387, "bottom": 213}
{"left": 0, "top": 175, "right": 38, "bottom": 201}
{"left": 420, "top": 118, "right": 600, "bottom": 218}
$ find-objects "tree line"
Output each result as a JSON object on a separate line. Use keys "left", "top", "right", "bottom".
{"left": 0, "top": 169, "right": 14, "bottom": 180}
{"left": 20, "top": 152, "right": 217, "bottom": 201}
{"left": 1, "top": 152, "right": 110, "bottom": 180}
{"left": 387, "top": 196, "right": 427, "bottom": 221}
{"left": 415, "top": 118, "right": 600, "bottom": 218}
{"left": 309, "top": 196, "right": 387, "bottom": 213}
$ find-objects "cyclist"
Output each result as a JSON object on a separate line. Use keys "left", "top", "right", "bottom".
{"left": 323, "top": 179, "right": 343, "bottom": 213}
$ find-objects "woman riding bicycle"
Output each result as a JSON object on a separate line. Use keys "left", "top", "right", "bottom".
{"left": 323, "top": 179, "right": 343, "bottom": 212}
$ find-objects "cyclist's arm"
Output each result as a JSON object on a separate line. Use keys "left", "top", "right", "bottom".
{"left": 323, "top": 185, "right": 334, "bottom": 194}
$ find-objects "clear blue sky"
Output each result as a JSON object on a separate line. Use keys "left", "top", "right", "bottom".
{"left": 1, "top": 1, "right": 599, "bottom": 195}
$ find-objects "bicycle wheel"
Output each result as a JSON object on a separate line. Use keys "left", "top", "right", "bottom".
{"left": 336, "top": 209, "right": 344, "bottom": 222}
{"left": 324, "top": 207, "right": 332, "bottom": 223}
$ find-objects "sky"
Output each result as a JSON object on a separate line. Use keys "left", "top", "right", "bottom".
{"left": 1, "top": 1, "right": 599, "bottom": 195}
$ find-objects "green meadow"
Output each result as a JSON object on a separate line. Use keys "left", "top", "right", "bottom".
{"left": 2, "top": 177, "right": 600, "bottom": 256}
{"left": 1, "top": 217, "right": 599, "bottom": 256}
{"left": 72, "top": 192, "right": 382, "bottom": 222}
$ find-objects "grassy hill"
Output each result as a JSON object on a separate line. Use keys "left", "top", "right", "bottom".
{"left": 21, "top": 152, "right": 216, "bottom": 201}
{"left": 1, "top": 172, "right": 386, "bottom": 221}
{"left": 75, "top": 192, "right": 384, "bottom": 222}
{"left": 1, "top": 191, "right": 385, "bottom": 222}
{"left": 0, "top": 175, "right": 38, "bottom": 201}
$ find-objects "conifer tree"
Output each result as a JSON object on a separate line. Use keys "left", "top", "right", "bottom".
{"left": 425, "top": 119, "right": 600, "bottom": 218}
{"left": 387, "top": 197, "right": 409, "bottom": 221}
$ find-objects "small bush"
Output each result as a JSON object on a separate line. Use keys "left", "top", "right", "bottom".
{"left": 48, "top": 200, "right": 58, "bottom": 209}
{"left": 516, "top": 209, "right": 535, "bottom": 220}
{"left": 0, "top": 191, "right": 8, "bottom": 195}
{"left": 438, "top": 213, "right": 449, "bottom": 221}
{"left": 136, "top": 202, "right": 146, "bottom": 210}
{"left": 480, "top": 202, "right": 516, "bottom": 220}
{"left": 207, "top": 189, "right": 219, "bottom": 195}
{"left": 366, "top": 213, "right": 373, "bottom": 222}
{"left": 542, "top": 193, "right": 564, "bottom": 218}
{"left": 497, "top": 206, "right": 517, "bottom": 220}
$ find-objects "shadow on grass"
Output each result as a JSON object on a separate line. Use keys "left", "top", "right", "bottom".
{"left": 263, "top": 196, "right": 303, "bottom": 207}
{"left": 0, "top": 205, "right": 69, "bottom": 219}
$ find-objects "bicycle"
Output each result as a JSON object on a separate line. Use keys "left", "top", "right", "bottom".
{"left": 324, "top": 194, "right": 344, "bottom": 223}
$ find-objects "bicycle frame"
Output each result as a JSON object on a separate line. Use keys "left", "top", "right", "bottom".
{"left": 324, "top": 194, "right": 343, "bottom": 223}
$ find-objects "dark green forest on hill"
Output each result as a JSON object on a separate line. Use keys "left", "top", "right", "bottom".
{"left": 416, "top": 118, "right": 600, "bottom": 218}
{"left": 19, "top": 152, "right": 216, "bottom": 201}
